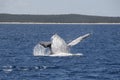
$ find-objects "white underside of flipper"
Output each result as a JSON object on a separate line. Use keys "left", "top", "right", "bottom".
{"left": 68, "top": 33, "right": 90, "bottom": 47}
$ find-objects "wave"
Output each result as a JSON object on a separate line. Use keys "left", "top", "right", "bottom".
{"left": 1, "top": 65, "right": 48, "bottom": 73}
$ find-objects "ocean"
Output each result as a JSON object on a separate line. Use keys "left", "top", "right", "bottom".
{"left": 0, "top": 24, "right": 120, "bottom": 80}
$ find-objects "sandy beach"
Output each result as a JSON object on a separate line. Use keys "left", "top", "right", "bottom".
{"left": 0, "top": 22, "right": 120, "bottom": 25}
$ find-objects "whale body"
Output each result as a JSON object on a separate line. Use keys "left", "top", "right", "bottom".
{"left": 51, "top": 34, "right": 69, "bottom": 54}
{"left": 33, "top": 33, "right": 90, "bottom": 56}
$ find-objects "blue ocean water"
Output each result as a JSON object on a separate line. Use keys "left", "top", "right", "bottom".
{"left": 0, "top": 24, "right": 120, "bottom": 80}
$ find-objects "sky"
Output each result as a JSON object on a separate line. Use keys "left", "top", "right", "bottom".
{"left": 0, "top": 0, "right": 120, "bottom": 17}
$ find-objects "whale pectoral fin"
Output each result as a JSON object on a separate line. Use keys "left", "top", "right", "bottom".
{"left": 68, "top": 33, "right": 90, "bottom": 47}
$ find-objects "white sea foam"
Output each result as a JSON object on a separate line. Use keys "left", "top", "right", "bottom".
{"left": 49, "top": 53, "right": 83, "bottom": 57}
{"left": 3, "top": 69, "right": 13, "bottom": 72}
{"left": 2, "top": 66, "right": 13, "bottom": 73}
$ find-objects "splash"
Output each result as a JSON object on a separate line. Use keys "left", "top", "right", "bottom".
{"left": 33, "top": 33, "right": 90, "bottom": 56}
{"left": 49, "top": 53, "right": 83, "bottom": 57}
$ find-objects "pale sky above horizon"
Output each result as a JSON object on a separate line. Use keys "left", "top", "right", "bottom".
{"left": 0, "top": 0, "right": 120, "bottom": 17}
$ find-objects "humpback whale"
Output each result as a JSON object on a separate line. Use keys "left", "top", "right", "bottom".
{"left": 33, "top": 33, "right": 90, "bottom": 56}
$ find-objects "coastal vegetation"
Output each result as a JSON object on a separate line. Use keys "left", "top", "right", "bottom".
{"left": 0, "top": 14, "right": 120, "bottom": 23}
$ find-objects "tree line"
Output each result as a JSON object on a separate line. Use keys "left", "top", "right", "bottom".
{"left": 0, "top": 14, "right": 120, "bottom": 23}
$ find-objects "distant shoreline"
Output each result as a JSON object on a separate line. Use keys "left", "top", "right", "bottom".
{"left": 1, "top": 14, "right": 120, "bottom": 23}
{"left": 0, "top": 22, "right": 120, "bottom": 25}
